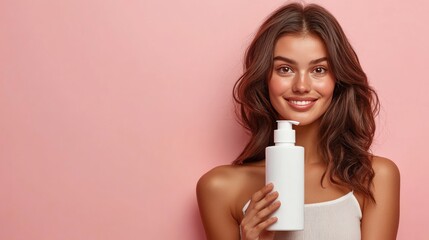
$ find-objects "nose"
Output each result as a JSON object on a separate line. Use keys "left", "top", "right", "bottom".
{"left": 292, "top": 73, "right": 311, "bottom": 94}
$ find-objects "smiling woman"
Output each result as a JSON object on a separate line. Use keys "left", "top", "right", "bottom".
{"left": 269, "top": 34, "right": 335, "bottom": 125}
{"left": 196, "top": 2, "right": 399, "bottom": 240}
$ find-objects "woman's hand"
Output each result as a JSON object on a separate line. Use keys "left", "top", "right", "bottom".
{"left": 240, "top": 183, "right": 281, "bottom": 240}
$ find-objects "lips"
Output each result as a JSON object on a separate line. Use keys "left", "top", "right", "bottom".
{"left": 285, "top": 97, "right": 317, "bottom": 111}
{"left": 289, "top": 100, "right": 313, "bottom": 105}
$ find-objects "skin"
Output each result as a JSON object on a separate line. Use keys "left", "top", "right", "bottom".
{"left": 196, "top": 34, "right": 400, "bottom": 240}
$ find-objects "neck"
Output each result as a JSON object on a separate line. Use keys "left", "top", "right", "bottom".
{"left": 294, "top": 119, "right": 322, "bottom": 164}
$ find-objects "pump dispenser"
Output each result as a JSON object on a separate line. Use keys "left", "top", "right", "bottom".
{"left": 266, "top": 120, "right": 304, "bottom": 231}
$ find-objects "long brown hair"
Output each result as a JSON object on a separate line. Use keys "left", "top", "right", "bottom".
{"left": 232, "top": 3, "right": 379, "bottom": 202}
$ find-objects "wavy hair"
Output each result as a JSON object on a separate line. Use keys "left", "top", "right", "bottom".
{"left": 232, "top": 3, "right": 379, "bottom": 202}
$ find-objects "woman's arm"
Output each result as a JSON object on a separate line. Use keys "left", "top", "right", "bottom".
{"left": 196, "top": 167, "right": 241, "bottom": 240}
{"left": 361, "top": 156, "right": 400, "bottom": 240}
{"left": 197, "top": 166, "right": 280, "bottom": 240}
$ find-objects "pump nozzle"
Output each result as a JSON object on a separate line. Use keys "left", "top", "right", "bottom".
{"left": 274, "top": 120, "right": 299, "bottom": 144}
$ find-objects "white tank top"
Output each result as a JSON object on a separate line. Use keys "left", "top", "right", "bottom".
{"left": 242, "top": 192, "right": 362, "bottom": 240}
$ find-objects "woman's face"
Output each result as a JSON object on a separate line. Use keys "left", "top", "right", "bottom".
{"left": 268, "top": 33, "right": 335, "bottom": 126}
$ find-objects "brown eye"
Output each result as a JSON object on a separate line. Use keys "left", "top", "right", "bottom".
{"left": 313, "top": 67, "right": 327, "bottom": 74}
{"left": 277, "top": 66, "right": 293, "bottom": 74}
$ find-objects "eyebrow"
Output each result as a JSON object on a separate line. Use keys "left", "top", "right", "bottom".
{"left": 273, "top": 56, "right": 328, "bottom": 65}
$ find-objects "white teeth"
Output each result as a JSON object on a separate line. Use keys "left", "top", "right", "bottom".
{"left": 290, "top": 100, "right": 313, "bottom": 105}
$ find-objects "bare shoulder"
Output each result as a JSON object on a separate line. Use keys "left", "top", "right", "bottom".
{"left": 197, "top": 164, "right": 263, "bottom": 201}
{"left": 197, "top": 165, "right": 240, "bottom": 199}
{"left": 369, "top": 156, "right": 400, "bottom": 202}
{"left": 197, "top": 163, "right": 265, "bottom": 217}
{"left": 360, "top": 157, "right": 400, "bottom": 238}
{"left": 197, "top": 165, "right": 243, "bottom": 190}
{"left": 196, "top": 164, "right": 265, "bottom": 238}
{"left": 371, "top": 156, "right": 400, "bottom": 183}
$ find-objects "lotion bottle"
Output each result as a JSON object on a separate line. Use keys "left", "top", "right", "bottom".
{"left": 266, "top": 120, "right": 304, "bottom": 231}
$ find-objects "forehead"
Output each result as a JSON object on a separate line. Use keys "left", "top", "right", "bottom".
{"left": 274, "top": 34, "right": 328, "bottom": 60}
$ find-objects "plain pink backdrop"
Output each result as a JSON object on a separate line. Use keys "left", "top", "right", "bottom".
{"left": 1, "top": 0, "right": 428, "bottom": 239}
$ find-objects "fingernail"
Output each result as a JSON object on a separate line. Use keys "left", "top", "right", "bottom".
{"left": 270, "top": 191, "right": 278, "bottom": 196}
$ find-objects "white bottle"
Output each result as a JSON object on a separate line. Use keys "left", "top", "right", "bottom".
{"left": 266, "top": 120, "right": 304, "bottom": 231}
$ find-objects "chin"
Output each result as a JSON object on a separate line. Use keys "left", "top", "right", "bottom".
{"left": 277, "top": 115, "right": 322, "bottom": 127}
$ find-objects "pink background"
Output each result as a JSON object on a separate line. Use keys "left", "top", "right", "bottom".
{"left": 1, "top": 0, "right": 428, "bottom": 239}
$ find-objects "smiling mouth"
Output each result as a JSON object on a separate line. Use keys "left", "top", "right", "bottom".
{"left": 289, "top": 100, "right": 314, "bottom": 106}
{"left": 285, "top": 98, "right": 317, "bottom": 110}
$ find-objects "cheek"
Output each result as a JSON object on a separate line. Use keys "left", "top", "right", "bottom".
{"left": 268, "top": 75, "right": 288, "bottom": 97}
{"left": 314, "top": 78, "right": 335, "bottom": 98}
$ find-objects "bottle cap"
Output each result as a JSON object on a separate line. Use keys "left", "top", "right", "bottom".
{"left": 274, "top": 120, "right": 299, "bottom": 144}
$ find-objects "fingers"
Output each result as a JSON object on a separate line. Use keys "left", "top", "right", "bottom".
{"left": 247, "top": 195, "right": 281, "bottom": 227}
{"left": 241, "top": 216, "right": 278, "bottom": 240}
{"left": 246, "top": 184, "right": 279, "bottom": 218}
{"left": 250, "top": 183, "right": 274, "bottom": 204}
{"left": 240, "top": 183, "right": 281, "bottom": 240}
{"left": 253, "top": 191, "right": 279, "bottom": 212}
{"left": 254, "top": 215, "right": 278, "bottom": 232}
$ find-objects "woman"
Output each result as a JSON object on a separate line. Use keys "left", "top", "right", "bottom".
{"left": 197, "top": 2, "right": 400, "bottom": 240}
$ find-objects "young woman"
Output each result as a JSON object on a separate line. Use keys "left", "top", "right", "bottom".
{"left": 197, "top": 3, "right": 400, "bottom": 240}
